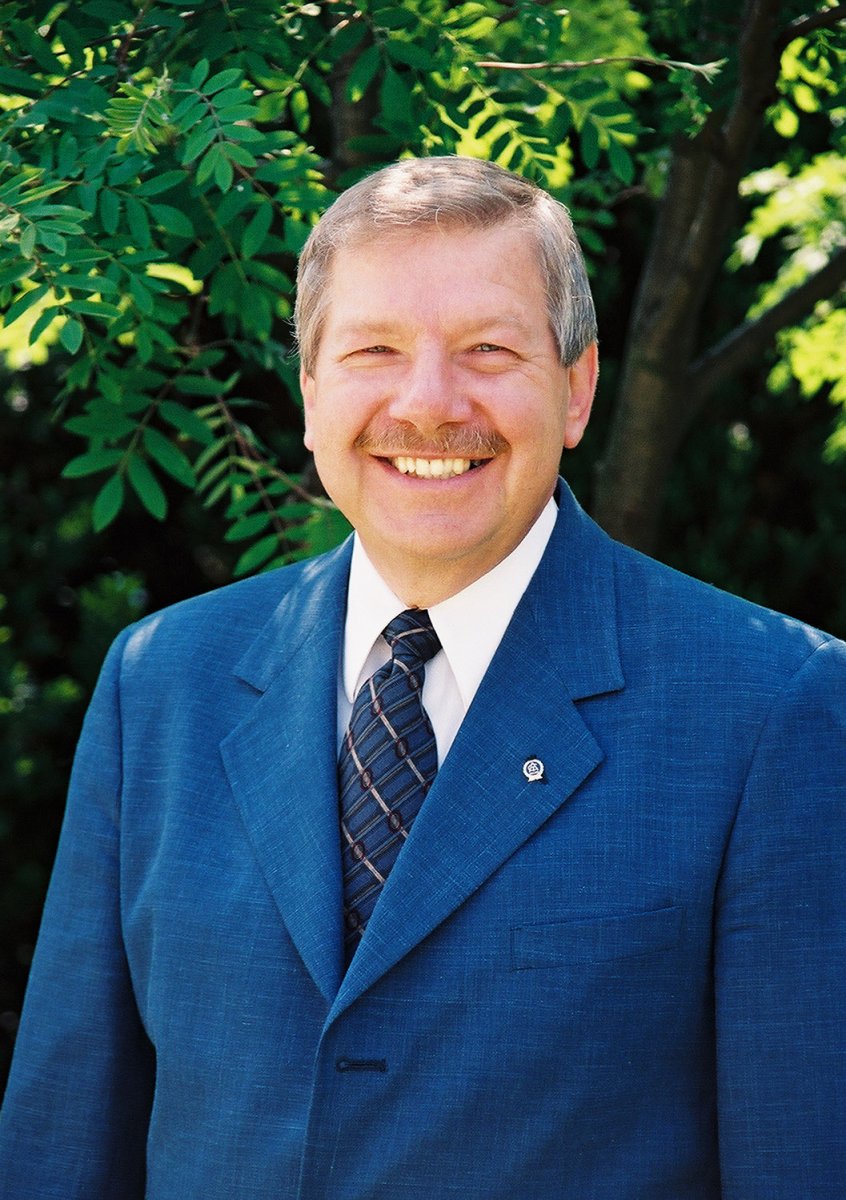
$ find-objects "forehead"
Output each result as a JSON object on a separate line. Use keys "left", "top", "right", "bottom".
{"left": 322, "top": 220, "right": 547, "bottom": 325}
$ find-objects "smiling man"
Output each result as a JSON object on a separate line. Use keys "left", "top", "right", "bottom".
{"left": 298, "top": 212, "right": 596, "bottom": 606}
{"left": 1, "top": 157, "right": 844, "bottom": 1200}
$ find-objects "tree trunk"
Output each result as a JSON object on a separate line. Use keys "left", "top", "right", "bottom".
{"left": 593, "top": 0, "right": 785, "bottom": 551}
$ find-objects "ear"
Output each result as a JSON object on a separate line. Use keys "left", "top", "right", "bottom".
{"left": 563, "top": 342, "right": 598, "bottom": 450}
{"left": 300, "top": 364, "right": 316, "bottom": 452}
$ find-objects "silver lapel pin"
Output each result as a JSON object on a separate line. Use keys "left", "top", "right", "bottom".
{"left": 523, "top": 758, "right": 545, "bottom": 783}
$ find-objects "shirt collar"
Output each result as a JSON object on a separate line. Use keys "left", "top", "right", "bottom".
{"left": 342, "top": 498, "right": 557, "bottom": 710}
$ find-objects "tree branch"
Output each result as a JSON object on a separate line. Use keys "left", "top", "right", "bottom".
{"left": 685, "top": 244, "right": 846, "bottom": 403}
{"left": 474, "top": 54, "right": 726, "bottom": 81}
{"left": 778, "top": 3, "right": 846, "bottom": 52}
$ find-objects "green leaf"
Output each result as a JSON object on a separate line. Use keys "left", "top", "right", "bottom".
{"left": 282, "top": 217, "right": 312, "bottom": 254}
{"left": 135, "top": 171, "right": 187, "bottom": 198}
{"left": 225, "top": 510, "right": 272, "bottom": 541}
{"left": 190, "top": 59, "right": 210, "bottom": 89}
{"left": 126, "top": 196, "right": 153, "bottom": 248}
{"left": 38, "top": 228, "right": 68, "bottom": 255}
{"left": 57, "top": 134, "right": 80, "bottom": 178}
{"left": 136, "top": 325, "right": 154, "bottom": 362}
{"left": 222, "top": 143, "right": 257, "bottom": 169}
{"left": 64, "top": 407, "right": 136, "bottom": 439}
{"left": 4, "top": 285, "right": 50, "bottom": 327}
{"left": 289, "top": 87, "right": 310, "bottom": 134}
{"left": 19, "top": 224, "right": 37, "bottom": 258}
{"left": 214, "top": 87, "right": 252, "bottom": 110}
{"left": 143, "top": 427, "right": 196, "bottom": 486}
{"left": 109, "top": 155, "right": 147, "bottom": 186}
{"left": 100, "top": 189, "right": 121, "bottom": 235}
{"left": 149, "top": 204, "right": 195, "bottom": 238}
{"left": 56, "top": 18, "right": 87, "bottom": 70}
{"left": 580, "top": 119, "right": 601, "bottom": 169}
{"left": 128, "top": 455, "right": 168, "bottom": 519}
{"left": 213, "top": 152, "right": 234, "bottom": 193}
{"left": 171, "top": 97, "right": 205, "bottom": 130}
{"left": 372, "top": 6, "right": 416, "bottom": 30}
{"left": 205, "top": 68, "right": 243, "bottom": 94}
{"left": 213, "top": 104, "right": 256, "bottom": 123}
{"left": 301, "top": 505, "right": 352, "bottom": 556}
{"left": 385, "top": 41, "right": 433, "bottom": 71}
{"left": 129, "top": 273, "right": 155, "bottom": 315}
{"left": 379, "top": 67, "right": 415, "bottom": 129}
{"left": 92, "top": 473, "right": 126, "bottom": 532}
{"left": 196, "top": 146, "right": 220, "bottom": 187}
{"left": 182, "top": 122, "right": 218, "bottom": 165}
{"left": 475, "top": 113, "right": 501, "bottom": 139}
{"left": 233, "top": 533, "right": 280, "bottom": 576}
{"left": 173, "top": 373, "right": 233, "bottom": 396}
{"left": 194, "top": 436, "right": 228, "bottom": 476}
{"left": 0, "top": 261, "right": 36, "bottom": 288}
{"left": 67, "top": 298, "right": 122, "bottom": 321}
{"left": 29, "top": 306, "right": 63, "bottom": 343}
{"left": 346, "top": 43, "right": 382, "bottom": 103}
{"left": 225, "top": 490, "right": 262, "bottom": 519}
{"left": 59, "top": 318, "right": 85, "bottom": 354}
{"left": 223, "top": 125, "right": 265, "bottom": 145}
{"left": 241, "top": 202, "right": 273, "bottom": 259}
{"left": 60, "top": 274, "right": 120, "bottom": 295}
{"left": 0, "top": 67, "right": 42, "bottom": 96}
{"left": 62, "top": 448, "right": 124, "bottom": 478}
{"left": 159, "top": 401, "right": 215, "bottom": 445}
{"left": 607, "top": 137, "right": 635, "bottom": 184}
{"left": 216, "top": 186, "right": 255, "bottom": 226}
{"left": 9, "top": 19, "right": 63, "bottom": 74}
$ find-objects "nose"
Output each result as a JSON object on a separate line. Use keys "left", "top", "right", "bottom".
{"left": 386, "top": 345, "right": 473, "bottom": 435}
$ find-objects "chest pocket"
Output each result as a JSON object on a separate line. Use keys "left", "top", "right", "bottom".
{"left": 511, "top": 904, "right": 685, "bottom": 969}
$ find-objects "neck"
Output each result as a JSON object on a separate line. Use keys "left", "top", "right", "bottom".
{"left": 359, "top": 554, "right": 487, "bottom": 609}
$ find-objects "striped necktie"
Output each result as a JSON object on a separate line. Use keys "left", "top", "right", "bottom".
{"left": 338, "top": 609, "right": 441, "bottom": 963}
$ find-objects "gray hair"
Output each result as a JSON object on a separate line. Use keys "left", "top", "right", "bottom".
{"left": 294, "top": 156, "right": 597, "bottom": 373}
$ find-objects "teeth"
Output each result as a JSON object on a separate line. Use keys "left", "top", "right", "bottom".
{"left": 392, "top": 457, "right": 476, "bottom": 478}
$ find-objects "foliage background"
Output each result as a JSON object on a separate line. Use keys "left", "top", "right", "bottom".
{"left": 1, "top": 0, "right": 844, "bottom": 1089}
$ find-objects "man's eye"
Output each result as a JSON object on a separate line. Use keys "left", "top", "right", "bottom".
{"left": 360, "top": 345, "right": 391, "bottom": 354}
{"left": 474, "top": 343, "right": 507, "bottom": 353}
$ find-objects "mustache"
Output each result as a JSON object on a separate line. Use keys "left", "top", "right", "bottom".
{"left": 354, "top": 423, "right": 508, "bottom": 459}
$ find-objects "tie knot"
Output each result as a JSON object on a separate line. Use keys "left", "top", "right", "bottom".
{"left": 383, "top": 609, "right": 441, "bottom": 669}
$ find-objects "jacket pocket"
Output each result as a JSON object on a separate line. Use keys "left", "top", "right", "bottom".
{"left": 511, "top": 904, "right": 685, "bottom": 969}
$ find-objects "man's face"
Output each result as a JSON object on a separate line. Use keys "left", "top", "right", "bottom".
{"left": 301, "top": 219, "right": 596, "bottom": 603}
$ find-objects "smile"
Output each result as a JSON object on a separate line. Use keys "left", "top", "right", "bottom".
{"left": 389, "top": 457, "right": 485, "bottom": 479}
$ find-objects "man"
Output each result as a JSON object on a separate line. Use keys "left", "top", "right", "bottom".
{"left": 1, "top": 156, "right": 844, "bottom": 1198}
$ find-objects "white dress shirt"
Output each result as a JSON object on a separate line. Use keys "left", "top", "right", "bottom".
{"left": 338, "top": 498, "right": 557, "bottom": 764}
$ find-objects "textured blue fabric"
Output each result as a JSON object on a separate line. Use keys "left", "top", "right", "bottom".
{"left": 0, "top": 481, "right": 844, "bottom": 1199}
{"left": 339, "top": 610, "right": 441, "bottom": 960}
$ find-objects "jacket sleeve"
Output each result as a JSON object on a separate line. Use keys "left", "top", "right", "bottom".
{"left": 714, "top": 635, "right": 846, "bottom": 1198}
{"left": 0, "top": 628, "right": 153, "bottom": 1199}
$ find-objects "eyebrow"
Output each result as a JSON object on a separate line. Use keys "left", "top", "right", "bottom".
{"left": 332, "top": 315, "right": 537, "bottom": 341}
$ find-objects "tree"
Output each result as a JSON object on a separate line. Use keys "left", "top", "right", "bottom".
{"left": 3, "top": 0, "right": 841, "bottom": 575}
{"left": 592, "top": 0, "right": 846, "bottom": 550}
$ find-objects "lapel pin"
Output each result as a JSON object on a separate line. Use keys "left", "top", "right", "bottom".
{"left": 523, "top": 758, "right": 545, "bottom": 783}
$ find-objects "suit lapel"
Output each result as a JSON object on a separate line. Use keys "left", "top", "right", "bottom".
{"left": 220, "top": 541, "right": 353, "bottom": 1005}
{"left": 330, "top": 485, "right": 625, "bottom": 1018}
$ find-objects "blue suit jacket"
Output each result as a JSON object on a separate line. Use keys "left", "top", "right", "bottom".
{"left": 1, "top": 484, "right": 844, "bottom": 1198}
